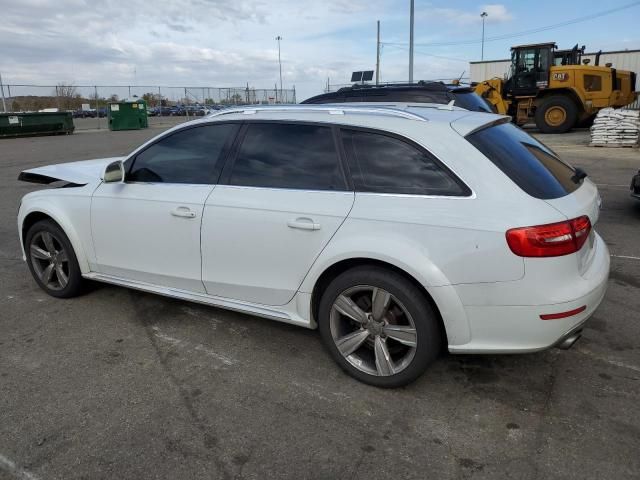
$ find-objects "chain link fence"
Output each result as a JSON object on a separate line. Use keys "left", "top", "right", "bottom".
{"left": 0, "top": 84, "right": 297, "bottom": 130}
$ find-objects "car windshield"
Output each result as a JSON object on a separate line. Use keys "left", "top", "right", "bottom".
{"left": 451, "top": 90, "right": 494, "bottom": 113}
{"left": 466, "top": 122, "right": 580, "bottom": 199}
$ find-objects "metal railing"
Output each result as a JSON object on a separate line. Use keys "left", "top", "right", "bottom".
{"left": 210, "top": 104, "right": 429, "bottom": 121}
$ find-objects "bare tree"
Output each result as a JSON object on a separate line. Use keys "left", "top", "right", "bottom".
{"left": 54, "top": 83, "right": 79, "bottom": 111}
{"left": 142, "top": 92, "right": 161, "bottom": 107}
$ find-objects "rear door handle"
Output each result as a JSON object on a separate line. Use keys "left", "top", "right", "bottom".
{"left": 170, "top": 206, "right": 197, "bottom": 218}
{"left": 287, "top": 217, "right": 321, "bottom": 231}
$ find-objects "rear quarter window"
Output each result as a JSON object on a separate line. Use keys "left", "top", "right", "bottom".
{"left": 466, "top": 122, "right": 579, "bottom": 199}
{"left": 341, "top": 128, "right": 470, "bottom": 196}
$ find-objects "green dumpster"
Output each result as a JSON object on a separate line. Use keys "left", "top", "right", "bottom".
{"left": 0, "top": 112, "right": 75, "bottom": 138}
{"left": 108, "top": 100, "right": 148, "bottom": 131}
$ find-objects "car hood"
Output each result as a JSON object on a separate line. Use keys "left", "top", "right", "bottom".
{"left": 18, "top": 157, "right": 125, "bottom": 185}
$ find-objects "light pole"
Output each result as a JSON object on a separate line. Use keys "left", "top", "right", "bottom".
{"left": 0, "top": 72, "right": 7, "bottom": 112}
{"left": 480, "top": 12, "right": 488, "bottom": 61}
{"left": 275, "top": 35, "right": 283, "bottom": 101}
{"left": 409, "top": 0, "right": 414, "bottom": 83}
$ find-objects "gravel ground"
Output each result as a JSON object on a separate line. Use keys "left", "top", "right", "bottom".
{"left": 1, "top": 123, "right": 639, "bottom": 480}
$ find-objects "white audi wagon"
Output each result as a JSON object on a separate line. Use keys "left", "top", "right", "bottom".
{"left": 18, "top": 104, "right": 609, "bottom": 387}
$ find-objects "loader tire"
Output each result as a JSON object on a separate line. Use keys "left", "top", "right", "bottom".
{"left": 535, "top": 95, "right": 578, "bottom": 133}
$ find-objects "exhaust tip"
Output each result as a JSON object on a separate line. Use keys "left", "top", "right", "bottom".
{"left": 556, "top": 330, "right": 582, "bottom": 350}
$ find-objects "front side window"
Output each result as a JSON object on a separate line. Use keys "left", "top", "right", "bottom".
{"left": 228, "top": 123, "right": 346, "bottom": 191}
{"left": 341, "top": 129, "right": 470, "bottom": 196}
{"left": 518, "top": 49, "right": 536, "bottom": 72}
{"left": 128, "top": 123, "right": 238, "bottom": 184}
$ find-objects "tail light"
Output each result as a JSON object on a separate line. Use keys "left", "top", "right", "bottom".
{"left": 506, "top": 216, "right": 592, "bottom": 257}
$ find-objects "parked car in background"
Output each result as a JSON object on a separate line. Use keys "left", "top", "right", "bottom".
{"left": 185, "top": 105, "right": 207, "bottom": 116}
{"left": 72, "top": 109, "right": 97, "bottom": 119}
{"left": 631, "top": 170, "right": 640, "bottom": 200}
{"left": 302, "top": 81, "right": 496, "bottom": 113}
{"left": 16, "top": 104, "right": 608, "bottom": 387}
{"left": 169, "top": 106, "right": 186, "bottom": 116}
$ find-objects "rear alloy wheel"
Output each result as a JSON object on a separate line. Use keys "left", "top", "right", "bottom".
{"left": 25, "top": 219, "right": 84, "bottom": 298}
{"left": 535, "top": 95, "right": 578, "bottom": 133}
{"left": 318, "top": 266, "right": 441, "bottom": 387}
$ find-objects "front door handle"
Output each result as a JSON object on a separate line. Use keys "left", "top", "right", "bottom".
{"left": 287, "top": 217, "right": 321, "bottom": 231}
{"left": 170, "top": 206, "right": 197, "bottom": 218}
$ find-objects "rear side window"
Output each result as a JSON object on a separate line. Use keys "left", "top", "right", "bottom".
{"left": 128, "top": 124, "right": 237, "bottom": 184}
{"left": 584, "top": 74, "right": 602, "bottom": 92}
{"left": 466, "top": 122, "right": 579, "bottom": 199}
{"left": 341, "top": 129, "right": 470, "bottom": 196}
{"left": 228, "top": 123, "right": 347, "bottom": 191}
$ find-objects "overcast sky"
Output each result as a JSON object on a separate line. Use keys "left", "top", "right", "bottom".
{"left": 1, "top": 0, "right": 639, "bottom": 101}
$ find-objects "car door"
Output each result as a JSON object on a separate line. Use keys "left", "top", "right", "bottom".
{"left": 91, "top": 123, "right": 239, "bottom": 292}
{"left": 201, "top": 121, "right": 354, "bottom": 306}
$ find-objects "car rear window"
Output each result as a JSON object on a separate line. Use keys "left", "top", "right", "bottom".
{"left": 466, "top": 122, "right": 580, "bottom": 199}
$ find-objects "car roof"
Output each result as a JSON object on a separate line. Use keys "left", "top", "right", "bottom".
{"left": 180, "top": 104, "right": 508, "bottom": 137}
{"left": 302, "top": 82, "right": 477, "bottom": 104}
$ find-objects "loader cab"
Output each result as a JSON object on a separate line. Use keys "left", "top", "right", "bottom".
{"left": 507, "top": 42, "right": 555, "bottom": 96}
{"left": 553, "top": 44, "right": 585, "bottom": 66}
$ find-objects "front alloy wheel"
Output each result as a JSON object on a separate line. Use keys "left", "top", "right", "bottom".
{"left": 29, "top": 231, "right": 70, "bottom": 290}
{"left": 25, "top": 219, "right": 84, "bottom": 298}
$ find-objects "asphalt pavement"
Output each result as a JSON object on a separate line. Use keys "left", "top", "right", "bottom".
{"left": 1, "top": 124, "right": 639, "bottom": 480}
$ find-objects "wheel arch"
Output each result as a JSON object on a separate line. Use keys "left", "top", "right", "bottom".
{"left": 306, "top": 256, "right": 471, "bottom": 347}
{"left": 20, "top": 206, "right": 90, "bottom": 273}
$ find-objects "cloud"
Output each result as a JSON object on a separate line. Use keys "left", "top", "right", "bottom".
{"left": 429, "top": 4, "right": 513, "bottom": 25}
{"left": 0, "top": 0, "right": 481, "bottom": 100}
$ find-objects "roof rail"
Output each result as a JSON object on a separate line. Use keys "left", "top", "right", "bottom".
{"left": 207, "top": 105, "right": 428, "bottom": 122}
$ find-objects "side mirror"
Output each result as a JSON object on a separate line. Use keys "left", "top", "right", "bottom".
{"left": 103, "top": 160, "right": 125, "bottom": 183}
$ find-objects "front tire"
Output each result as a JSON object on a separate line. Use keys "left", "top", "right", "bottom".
{"left": 535, "top": 95, "right": 578, "bottom": 133}
{"left": 318, "top": 266, "right": 441, "bottom": 387}
{"left": 25, "top": 219, "right": 84, "bottom": 298}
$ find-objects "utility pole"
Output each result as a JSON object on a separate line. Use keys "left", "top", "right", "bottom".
{"left": 375, "top": 20, "right": 381, "bottom": 85}
{"left": 276, "top": 36, "right": 283, "bottom": 100}
{"left": 0, "top": 72, "right": 6, "bottom": 112}
{"left": 481, "top": 12, "right": 488, "bottom": 61}
{"left": 95, "top": 85, "right": 100, "bottom": 129}
{"left": 409, "top": 0, "right": 414, "bottom": 83}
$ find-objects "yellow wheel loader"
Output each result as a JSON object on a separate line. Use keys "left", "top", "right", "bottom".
{"left": 473, "top": 43, "right": 637, "bottom": 133}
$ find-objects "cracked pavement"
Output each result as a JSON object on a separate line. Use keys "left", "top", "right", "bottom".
{"left": 1, "top": 124, "right": 639, "bottom": 479}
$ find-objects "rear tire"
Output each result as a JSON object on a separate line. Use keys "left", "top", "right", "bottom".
{"left": 318, "top": 266, "right": 441, "bottom": 388}
{"left": 25, "top": 219, "right": 84, "bottom": 298}
{"left": 535, "top": 95, "right": 578, "bottom": 133}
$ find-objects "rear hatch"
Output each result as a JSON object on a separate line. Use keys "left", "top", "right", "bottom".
{"left": 464, "top": 120, "right": 601, "bottom": 275}
{"left": 544, "top": 178, "right": 600, "bottom": 275}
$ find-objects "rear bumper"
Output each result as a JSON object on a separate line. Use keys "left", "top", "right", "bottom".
{"left": 448, "top": 233, "right": 609, "bottom": 354}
